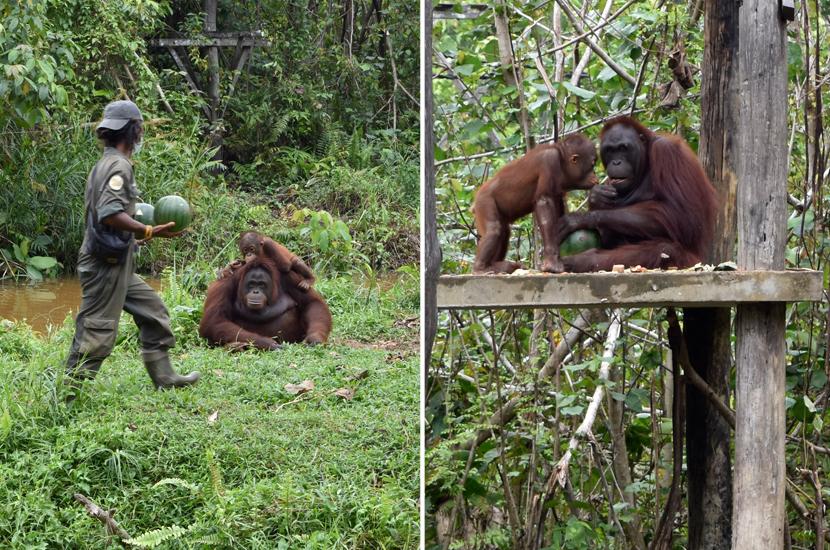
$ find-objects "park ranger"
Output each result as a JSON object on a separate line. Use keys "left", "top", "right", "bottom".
{"left": 64, "top": 100, "right": 199, "bottom": 399}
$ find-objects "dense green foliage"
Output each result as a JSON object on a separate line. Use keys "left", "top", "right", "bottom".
{"left": 428, "top": 2, "right": 830, "bottom": 548}
{"left": 0, "top": 271, "right": 419, "bottom": 547}
{"left": 0, "top": 0, "right": 418, "bottom": 280}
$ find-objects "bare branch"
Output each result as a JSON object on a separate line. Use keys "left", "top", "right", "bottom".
{"left": 384, "top": 31, "right": 420, "bottom": 107}
{"left": 570, "top": 0, "right": 614, "bottom": 87}
{"left": 552, "top": 0, "right": 637, "bottom": 85}
{"left": 551, "top": 310, "right": 622, "bottom": 487}
{"left": 74, "top": 493, "right": 131, "bottom": 545}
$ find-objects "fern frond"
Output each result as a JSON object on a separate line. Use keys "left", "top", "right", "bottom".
{"left": 124, "top": 524, "right": 191, "bottom": 548}
{"left": 272, "top": 113, "right": 290, "bottom": 141}
{"left": 205, "top": 448, "right": 225, "bottom": 496}
{"left": 326, "top": 128, "right": 347, "bottom": 158}
{"left": 191, "top": 534, "right": 222, "bottom": 545}
{"left": 153, "top": 478, "right": 200, "bottom": 492}
{"left": 314, "top": 127, "right": 331, "bottom": 158}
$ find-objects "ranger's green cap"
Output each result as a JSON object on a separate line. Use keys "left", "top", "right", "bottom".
{"left": 96, "top": 100, "right": 143, "bottom": 131}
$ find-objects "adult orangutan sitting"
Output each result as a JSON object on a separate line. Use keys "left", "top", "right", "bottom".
{"left": 199, "top": 256, "right": 332, "bottom": 350}
{"left": 557, "top": 116, "right": 718, "bottom": 272}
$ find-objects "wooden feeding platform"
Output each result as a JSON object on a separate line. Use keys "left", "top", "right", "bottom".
{"left": 423, "top": 0, "right": 822, "bottom": 544}
{"left": 437, "top": 269, "right": 824, "bottom": 310}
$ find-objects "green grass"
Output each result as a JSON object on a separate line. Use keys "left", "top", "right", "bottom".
{"left": 0, "top": 273, "right": 419, "bottom": 549}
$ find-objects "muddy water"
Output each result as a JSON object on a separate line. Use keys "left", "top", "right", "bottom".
{"left": 0, "top": 277, "right": 161, "bottom": 334}
{"left": 0, "top": 272, "right": 410, "bottom": 335}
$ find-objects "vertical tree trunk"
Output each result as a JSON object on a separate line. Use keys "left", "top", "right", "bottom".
{"left": 684, "top": 1, "right": 738, "bottom": 548}
{"left": 342, "top": 0, "right": 354, "bottom": 58}
{"left": 683, "top": 310, "right": 734, "bottom": 547}
{"left": 493, "top": 1, "right": 534, "bottom": 286}
{"left": 423, "top": 0, "right": 439, "bottom": 371}
{"left": 734, "top": 0, "right": 789, "bottom": 547}
{"left": 607, "top": 364, "right": 647, "bottom": 550}
{"left": 802, "top": 2, "right": 822, "bottom": 199}
{"left": 492, "top": 1, "right": 532, "bottom": 148}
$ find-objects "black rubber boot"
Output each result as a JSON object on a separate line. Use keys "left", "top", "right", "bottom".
{"left": 63, "top": 354, "right": 104, "bottom": 404}
{"left": 144, "top": 355, "right": 200, "bottom": 389}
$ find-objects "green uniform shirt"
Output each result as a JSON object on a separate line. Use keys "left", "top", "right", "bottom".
{"left": 80, "top": 147, "right": 139, "bottom": 256}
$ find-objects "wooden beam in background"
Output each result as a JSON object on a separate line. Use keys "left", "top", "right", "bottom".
{"left": 148, "top": 37, "right": 269, "bottom": 48}
{"left": 433, "top": 3, "right": 488, "bottom": 19}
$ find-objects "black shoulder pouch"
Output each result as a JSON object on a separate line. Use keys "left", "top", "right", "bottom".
{"left": 87, "top": 210, "right": 134, "bottom": 264}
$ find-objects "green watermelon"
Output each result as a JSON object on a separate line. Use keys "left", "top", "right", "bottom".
{"left": 154, "top": 195, "right": 193, "bottom": 230}
{"left": 560, "top": 229, "right": 600, "bottom": 257}
{"left": 134, "top": 202, "right": 155, "bottom": 225}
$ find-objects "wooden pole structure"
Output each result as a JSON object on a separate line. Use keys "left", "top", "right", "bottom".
{"left": 204, "top": 0, "right": 222, "bottom": 157}
{"left": 684, "top": 1, "right": 739, "bottom": 547}
{"left": 734, "top": 0, "right": 789, "bottom": 547}
{"left": 148, "top": 29, "right": 266, "bottom": 154}
{"left": 423, "top": 0, "right": 439, "bottom": 369}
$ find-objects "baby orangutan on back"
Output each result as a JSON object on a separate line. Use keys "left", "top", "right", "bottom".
{"left": 238, "top": 231, "right": 315, "bottom": 290}
{"left": 472, "top": 133, "right": 598, "bottom": 274}
{"left": 218, "top": 231, "right": 315, "bottom": 291}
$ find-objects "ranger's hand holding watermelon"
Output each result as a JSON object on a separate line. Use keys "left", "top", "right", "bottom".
{"left": 135, "top": 195, "right": 193, "bottom": 242}
{"left": 134, "top": 220, "right": 177, "bottom": 245}
{"left": 146, "top": 221, "right": 179, "bottom": 239}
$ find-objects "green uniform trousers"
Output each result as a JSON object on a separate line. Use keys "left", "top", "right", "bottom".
{"left": 65, "top": 250, "right": 175, "bottom": 378}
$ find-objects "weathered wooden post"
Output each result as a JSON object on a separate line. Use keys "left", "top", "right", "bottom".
{"left": 204, "top": 0, "right": 222, "bottom": 156}
{"left": 734, "top": 0, "right": 789, "bottom": 547}
{"left": 423, "top": 0, "right": 439, "bottom": 370}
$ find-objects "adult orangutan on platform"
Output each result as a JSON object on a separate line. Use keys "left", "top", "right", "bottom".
{"left": 200, "top": 256, "right": 332, "bottom": 350}
{"left": 557, "top": 116, "right": 718, "bottom": 272}
{"left": 472, "top": 133, "right": 598, "bottom": 274}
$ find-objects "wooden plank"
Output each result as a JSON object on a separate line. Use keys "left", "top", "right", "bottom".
{"left": 433, "top": 3, "right": 488, "bottom": 19}
{"left": 733, "top": 0, "right": 790, "bottom": 546}
{"left": 436, "top": 270, "right": 822, "bottom": 309}
{"left": 148, "top": 37, "right": 269, "bottom": 47}
{"left": 202, "top": 31, "right": 264, "bottom": 39}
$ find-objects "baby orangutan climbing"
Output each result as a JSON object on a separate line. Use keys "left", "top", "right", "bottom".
{"left": 472, "top": 133, "right": 598, "bottom": 274}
